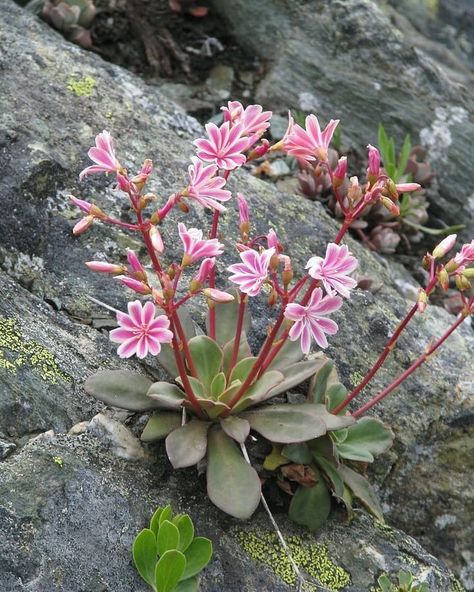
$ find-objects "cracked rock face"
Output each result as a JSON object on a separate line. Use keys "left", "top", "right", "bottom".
{"left": 0, "top": 0, "right": 472, "bottom": 588}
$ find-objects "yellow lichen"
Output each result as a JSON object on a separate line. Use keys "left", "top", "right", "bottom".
{"left": 0, "top": 317, "right": 70, "bottom": 384}
{"left": 67, "top": 75, "right": 97, "bottom": 97}
{"left": 237, "top": 530, "right": 350, "bottom": 591}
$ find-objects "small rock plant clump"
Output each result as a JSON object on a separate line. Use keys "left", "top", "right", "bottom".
{"left": 71, "top": 102, "right": 474, "bottom": 547}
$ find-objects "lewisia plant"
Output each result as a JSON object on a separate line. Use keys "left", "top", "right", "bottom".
{"left": 73, "top": 104, "right": 474, "bottom": 529}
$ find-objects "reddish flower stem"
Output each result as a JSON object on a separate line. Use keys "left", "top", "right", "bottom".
{"left": 352, "top": 302, "right": 472, "bottom": 418}
{"left": 259, "top": 328, "right": 290, "bottom": 375}
{"left": 332, "top": 276, "right": 438, "bottom": 414}
{"left": 104, "top": 216, "right": 140, "bottom": 231}
{"left": 326, "top": 164, "right": 348, "bottom": 216}
{"left": 228, "top": 294, "right": 248, "bottom": 380}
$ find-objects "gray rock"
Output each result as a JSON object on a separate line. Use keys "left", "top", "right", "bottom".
{"left": 0, "top": 432, "right": 463, "bottom": 592}
{"left": 0, "top": 0, "right": 472, "bottom": 585}
{"left": 210, "top": 0, "right": 474, "bottom": 238}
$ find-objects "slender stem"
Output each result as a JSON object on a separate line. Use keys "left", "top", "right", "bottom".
{"left": 207, "top": 209, "right": 221, "bottom": 340}
{"left": 259, "top": 328, "right": 290, "bottom": 375}
{"left": 333, "top": 277, "right": 438, "bottom": 414}
{"left": 228, "top": 294, "right": 247, "bottom": 380}
{"left": 352, "top": 305, "right": 471, "bottom": 418}
{"left": 333, "top": 219, "right": 352, "bottom": 245}
{"left": 104, "top": 216, "right": 140, "bottom": 231}
{"left": 170, "top": 310, "right": 198, "bottom": 378}
{"left": 326, "top": 163, "right": 348, "bottom": 217}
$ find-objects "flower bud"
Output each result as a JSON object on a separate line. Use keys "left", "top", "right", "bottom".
{"left": 131, "top": 159, "right": 153, "bottom": 191}
{"left": 421, "top": 254, "right": 432, "bottom": 271}
{"left": 386, "top": 179, "right": 399, "bottom": 202}
{"left": 395, "top": 182, "right": 421, "bottom": 194}
{"left": 127, "top": 249, "right": 145, "bottom": 274}
{"left": 85, "top": 261, "right": 125, "bottom": 274}
{"left": 333, "top": 156, "right": 347, "bottom": 188}
{"left": 116, "top": 173, "right": 131, "bottom": 193}
{"left": 149, "top": 225, "right": 164, "bottom": 253}
{"left": 73, "top": 215, "right": 94, "bottom": 235}
{"left": 417, "top": 289, "right": 428, "bottom": 313}
{"left": 152, "top": 288, "right": 164, "bottom": 307}
{"left": 267, "top": 288, "right": 277, "bottom": 307}
{"left": 432, "top": 234, "right": 457, "bottom": 259}
{"left": 178, "top": 201, "right": 189, "bottom": 213}
{"left": 347, "top": 176, "right": 362, "bottom": 205}
{"left": 70, "top": 196, "right": 105, "bottom": 218}
{"left": 237, "top": 193, "right": 250, "bottom": 240}
{"left": 437, "top": 267, "right": 449, "bottom": 291}
{"left": 248, "top": 138, "right": 270, "bottom": 160}
{"left": 367, "top": 144, "right": 380, "bottom": 185}
{"left": 463, "top": 267, "right": 474, "bottom": 279}
{"left": 455, "top": 273, "right": 471, "bottom": 291}
{"left": 202, "top": 288, "right": 235, "bottom": 303}
{"left": 445, "top": 258, "right": 459, "bottom": 273}
{"left": 116, "top": 275, "right": 151, "bottom": 294}
{"left": 194, "top": 257, "right": 215, "bottom": 285}
{"left": 380, "top": 196, "right": 400, "bottom": 216}
{"left": 167, "top": 265, "right": 176, "bottom": 280}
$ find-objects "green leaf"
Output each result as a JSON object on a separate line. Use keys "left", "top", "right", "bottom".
{"left": 281, "top": 443, "right": 313, "bottom": 464}
{"left": 232, "top": 371, "right": 284, "bottom": 411}
{"left": 398, "top": 570, "right": 413, "bottom": 587}
{"left": 241, "top": 404, "right": 328, "bottom": 443}
{"left": 133, "top": 528, "right": 157, "bottom": 588}
{"left": 150, "top": 507, "right": 164, "bottom": 536}
{"left": 230, "top": 356, "right": 258, "bottom": 383}
{"left": 402, "top": 220, "right": 465, "bottom": 236}
{"left": 165, "top": 420, "right": 211, "bottom": 469}
{"left": 210, "top": 373, "right": 226, "bottom": 398}
{"left": 289, "top": 477, "right": 331, "bottom": 532}
{"left": 218, "top": 380, "right": 242, "bottom": 405}
{"left": 147, "top": 383, "right": 186, "bottom": 411}
{"left": 159, "top": 506, "right": 173, "bottom": 527}
{"left": 155, "top": 549, "right": 186, "bottom": 592}
{"left": 267, "top": 359, "right": 327, "bottom": 397}
{"left": 335, "top": 417, "right": 394, "bottom": 463}
{"left": 222, "top": 333, "right": 252, "bottom": 377}
{"left": 141, "top": 412, "right": 182, "bottom": 442}
{"left": 308, "top": 360, "right": 338, "bottom": 404}
{"left": 265, "top": 335, "right": 305, "bottom": 371}
{"left": 325, "top": 383, "right": 348, "bottom": 413}
{"left": 312, "top": 454, "right": 344, "bottom": 499}
{"left": 377, "top": 574, "right": 393, "bottom": 592}
{"left": 175, "top": 577, "right": 198, "bottom": 592}
{"left": 206, "top": 427, "right": 261, "bottom": 519}
{"left": 263, "top": 445, "right": 290, "bottom": 470}
{"left": 378, "top": 123, "right": 389, "bottom": 157}
{"left": 188, "top": 336, "right": 223, "bottom": 392}
{"left": 186, "top": 377, "right": 206, "bottom": 399}
{"left": 84, "top": 370, "right": 155, "bottom": 411}
{"left": 387, "top": 137, "right": 396, "bottom": 178}
{"left": 309, "top": 404, "right": 355, "bottom": 431}
{"left": 396, "top": 133, "right": 411, "bottom": 182}
{"left": 219, "top": 416, "right": 250, "bottom": 443}
{"left": 181, "top": 537, "right": 213, "bottom": 580}
{"left": 207, "top": 289, "right": 251, "bottom": 346}
{"left": 338, "top": 465, "right": 384, "bottom": 522}
{"left": 157, "top": 520, "right": 180, "bottom": 556}
{"left": 174, "top": 515, "right": 194, "bottom": 553}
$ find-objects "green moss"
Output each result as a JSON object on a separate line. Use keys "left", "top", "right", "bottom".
{"left": 67, "top": 75, "right": 96, "bottom": 97}
{"left": 449, "top": 576, "right": 466, "bottom": 592}
{"left": 237, "top": 530, "right": 350, "bottom": 590}
{"left": 349, "top": 371, "right": 364, "bottom": 387}
{"left": 373, "top": 520, "right": 398, "bottom": 544}
{"left": 0, "top": 317, "right": 71, "bottom": 384}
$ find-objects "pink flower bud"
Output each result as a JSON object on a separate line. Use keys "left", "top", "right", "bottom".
{"left": 249, "top": 138, "right": 271, "bottom": 159}
{"left": 267, "top": 229, "right": 281, "bottom": 252}
{"left": 367, "top": 144, "right": 380, "bottom": 182}
{"left": 149, "top": 226, "right": 164, "bottom": 253}
{"left": 86, "top": 261, "right": 125, "bottom": 274}
{"left": 116, "top": 173, "right": 131, "bottom": 193}
{"left": 417, "top": 289, "right": 428, "bottom": 313}
{"left": 237, "top": 193, "right": 249, "bottom": 225}
{"left": 333, "top": 156, "right": 347, "bottom": 186}
{"left": 73, "top": 215, "right": 94, "bottom": 235}
{"left": 194, "top": 257, "right": 215, "bottom": 284}
{"left": 202, "top": 288, "right": 235, "bottom": 303}
{"left": 127, "top": 249, "right": 145, "bottom": 274}
{"left": 395, "top": 183, "right": 421, "bottom": 193}
{"left": 116, "top": 275, "right": 151, "bottom": 294}
{"left": 70, "top": 196, "right": 94, "bottom": 214}
{"left": 432, "top": 234, "right": 457, "bottom": 259}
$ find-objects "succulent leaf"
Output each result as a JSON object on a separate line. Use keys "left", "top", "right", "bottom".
{"left": 141, "top": 412, "right": 182, "bottom": 442}
{"left": 147, "top": 382, "right": 186, "bottom": 411}
{"left": 181, "top": 537, "right": 213, "bottom": 580}
{"left": 173, "top": 515, "right": 194, "bottom": 553}
{"left": 206, "top": 427, "right": 261, "bottom": 519}
{"left": 188, "top": 336, "right": 223, "bottom": 392}
{"left": 133, "top": 528, "right": 157, "bottom": 588}
{"left": 334, "top": 417, "right": 394, "bottom": 463}
{"left": 165, "top": 420, "right": 211, "bottom": 469}
{"left": 157, "top": 520, "right": 180, "bottom": 556}
{"left": 155, "top": 550, "right": 186, "bottom": 592}
{"left": 288, "top": 474, "right": 331, "bottom": 532}
{"left": 222, "top": 333, "right": 252, "bottom": 376}
{"left": 266, "top": 358, "right": 327, "bottom": 398}
{"left": 219, "top": 416, "right": 250, "bottom": 443}
{"left": 338, "top": 464, "right": 384, "bottom": 522}
{"left": 84, "top": 370, "right": 156, "bottom": 411}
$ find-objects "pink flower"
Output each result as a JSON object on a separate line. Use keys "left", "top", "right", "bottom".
{"left": 284, "top": 288, "right": 343, "bottom": 353}
{"left": 454, "top": 240, "right": 474, "bottom": 266}
{"left": 306, "top": 243, "right": 358, "bottom": 298}
{"left": 79, "top": 131, "right": 122, "bottom": 180}
{"left": 194, "top": 122, "right": 249, "bottom": 170}
{"left": 367, "top": 144, "right": 381, "bottom": 181}
{"left": 284, "top": 114, "right": 339, "bottom": 163}
{"left": 221, "top": 101, "right": 272, "bottom": 136}
{"left": 110, "top": 300, "right": 173, "bottom": 359}
{"left": 185, "top": 157, "right": 232, "bottom": 211}
{"left": 267, "top": 229, "right": 282, "bottom": 252}
{"left": 333, "top": 156, "right": 347, "bottom": 185}
{"left": 228, "top": 247, "right": 275, "bottom": 296}
{"left": 178, "top": 223, "right": 224, "bottom": 265}
{"left": 194, "top": 257, "right": 215, "bottom": 284}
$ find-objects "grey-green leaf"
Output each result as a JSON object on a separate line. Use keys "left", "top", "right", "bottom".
{"left": 338, "top": 465, "right": 384, "bottom": 522}
{"left": 147, "top": 382, "right": 186, "bottom": 411}
{"left": 84, "top": 370, "right": 155, "bottom": 411}
{"left": 289, "top": 479, "right": 331, "bottom": 532}
{"left": 141, "top": 412, "right": 182, "bottom": 442}
{"left": 206, "top": 427, "right": 261, "bottom": 519}
{"left": 267, "top": 359, "right": 326, "bottom": 397}
{"left": 133, "top": 528, "right": 157, "bottom": 588}
{"left": 335, "top": 417, "right": 394, "bottom": 463}
{"left": 309, "top": 404, "right": 355, "bottom": 431}
{"left": 165, "top": 420, "right": 211, "bottom": 469}
{"left": 222, "top": 333, "right": 252, "bottom": 377}
{"left": 308, "top": 360, "right": 338, "bottom": 404}
{"left": 232, "top": 371, "right": 284, "bottom": 411}
{"left": 241, "top": 404, "right": 328, "bottom": 443}
{"left": 220, "top": 416, "right": 250, "bottom": 443}
{"left": 158, "top": 306, "right": 198, "bottom": 377}
{"left": 207, "top": 289, "right": 251, "bottom": 346}
{"left": 266, "top": 335, "right": 305, "bottom": 371}
{"left": 155, "top": 549, "right": 186, "bottom": 592}
{"left": 188, "top": 336, "right": 223, "bottom": 392}
{"left": 182, "top": 537, "right": 213, "bottom": 580}
{"left": 157, "top": 520, "right": 180, "bottom": 556}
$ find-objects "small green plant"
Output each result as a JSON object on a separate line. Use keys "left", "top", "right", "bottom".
{"left": 133, "top": 506, "right": 212, "bottom": 592}
{"left": 377, "top": 124, "right": 412, "bottom": 184}
{"left": 377, "top": 570, "right": 430, "bottom": 592}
